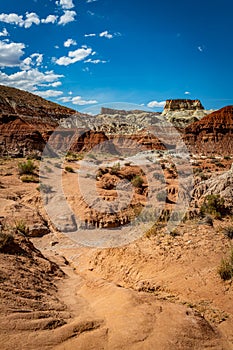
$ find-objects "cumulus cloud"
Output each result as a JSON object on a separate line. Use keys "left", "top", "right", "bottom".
{"left": 58, "top": 10, "right": 76, "bottom": 25}
{"left": 21, "top": 53, "right": 43, "bottom": 70}
{"left": 35, "top": 89, "right": 63, "bottom": 98}
{"left": 55, "top": 47, "right": 92, "bottom": 66}
{"left": 0, "top": 28, "right": 9, "bottom": 37}
{"left": 24, "top": 12, "right": 40, "bottom": 28}
{"left": 41, "top": 15, "right": 58, "bottom": 24}
{"left": 0, "top": 40, "right": 25, "bottom": 67}
{"left": 64, "top": 38, "right": 77, "bottom": 47}
{"left": 99, "top": 30, "right": 113, "bottom": 39}
{"left": 0, "top": 13, "right": 24, "bottom": 26}
{"left": 56, "top": 0, "right": 75, "bottom": 9}
{"left": 0, "top": 12, "right": 41, "bottom": 28}
{"left": 147, "top": 100, "right": 166, "bottom": 108}
{"left": 0, "top": 68, "right": 63, "bottom": 92}
{"left": 184, "top": 91, "right": 191, "bottom": 95}
{"left": 59, "top": 95, "right": 97, "bottom": 105}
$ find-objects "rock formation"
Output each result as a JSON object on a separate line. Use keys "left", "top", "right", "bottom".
{"left": 163, "top": 99, "right": 204, "bottom": 112}
{"left": 0, "top": 85, "right": 77, "bottom": 157}
{"left": 184, "top": 106, "right": 233, "bottom": 155}
{"left": 162, "top": 99, "right": 212, "bottom": 128}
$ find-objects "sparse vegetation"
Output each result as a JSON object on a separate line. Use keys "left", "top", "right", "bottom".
{"left": 65, "top": 166, "right": 75, "bottom": 173}
{"left": 131, "top": 175, "right": 144, "bottom": 188}
{"left": 20, "top": 174, "right": 39, "bottom": 183}
{"left": 200, "top": 194, "right": 226, "bottom": 219}
{"left": 222, "top": 226, "right": 233, "bottom": 239}
{"left": 18, "top": 159, "right": 36, "bottom": 175}
{"left": 37, "top": 183, "right": 53, "bottom": 193}
{"left": 15, "top": 220, "right": 29, "bottom": 235}
{"left": 110, "top": 162, "right": 121, "bottom": 175}
{"left": 218, "top": 249, "right": 233, "bottom": 281}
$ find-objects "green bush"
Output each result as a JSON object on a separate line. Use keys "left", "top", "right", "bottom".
{"left": 131, "top": 175, "right": 144, "bottom": 188}
{"left": 20, "top": 175, "right": 39, "bottom": 183}
{"left": 18, "top": 160, "right": 36, "bottom": 175}
{"left": 15, "top": 220, "right": 29, "bottom": 235}
{"left": 65, "top": 166, "right": 75, "bottom": 173}
{"left": 200, "top": 194, "right": 226, "bottom": 219}
{"left": 110, "top": 162, "right": 121, "bottom": 175}
{"left": 218, "top": 250, "right": 233, "bottom": 281}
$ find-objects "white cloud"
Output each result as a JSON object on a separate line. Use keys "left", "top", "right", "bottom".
{"left": 84, "top": 59, "right": 106, "bottom": 64}
{"left": 58, "top": 10, "right": 76, "bottom": 25}
{"left": 59, "top": 95, "right": 98, "bottom": 105}
{"left": 198, "top": 46, "right": 203, "bottom": 52}
{"left": 21, "top": 53, "right": 43, "bottom": 70}
{"left": 84, "top": 33, "right": 96, "bottom": 37}
{"left": 0, "top": 12, "right": 40, "bottom": 28}
{"left": 24, "top": 12, "right": 40, "bottom": 28}
{"left": 184, "top": 91, "right": 191, "bottom": 95}
{"left": 55, "top": 47, "right": 92, "bottom": 66}
{"left": 64, "top": 38, "right": 77, "bottom": 47}
{"left": 41, "top": 15, "right": 58, "bottom": 24}
{"left": 87, "top": 0, "right": 98, "bottom": 2}
{"left": 56, "top": 0, "right": 75, "bottom": 9}
{"left": 0, "top": 13, "right": 24, "bottom": 26}
{"left": 0, "top": 68, "right": 63, "bottom": 92}
{"left": 99, "top": 30, "right": 113, "bottom": 39}
{"left": 147, "top": 100, "right": 166, "bottom": 108}
{"left": 0, "top": 40, "right": 25, "bottom": 67}
{"left": 0, "top": 28, "right": 9, "bottom": 37}
{"left": 35, "top": 90, "right": 63, "bottom": 98}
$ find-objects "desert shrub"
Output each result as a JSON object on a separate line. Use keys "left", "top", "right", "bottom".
{"left": 18, "top": 159, "right": 36, "bottom": 175}
{"left": 37, "top": 183, "right": 53, "bottom": 193}
{"left": 156, "top": 190, "right": 167, "bottom": 202}
{"left": 222, "top": 226, "right": 233, "bottom": 239}
{"left": 215, "top": 161, "right": 225, "bottom": 168}
{"left": 218, "top": 250, "right": 233, "bottom": 281}
{"left": 15, "top": 220, "right": 29, "bottom": 235}
{"left": 224, "top": 156, "right": 231, "bottom": 160}
{"left": 65, "top": 166, "right": 75, "bottom": 173}
{"left": 131, "top": 175, "right": 144, "bottom": 188}
{"left": 20, "top": 175, "right": 39, "bottom": 183}
{"left": 200, "top": 194, "right": 226, "bottom": 219}
{"left": 110, "top": 162, "right": 121, "bottom": 175}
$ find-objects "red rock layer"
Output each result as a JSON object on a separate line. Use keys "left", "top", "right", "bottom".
{"left": 184, "top": 106, "right": 233, "bottom": 155}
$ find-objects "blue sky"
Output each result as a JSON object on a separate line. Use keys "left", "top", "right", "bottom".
{"left": 0, "top": 0, "right": 232, "bottom": 112}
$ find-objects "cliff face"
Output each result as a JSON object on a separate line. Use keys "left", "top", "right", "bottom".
{"left": 184, "top": 106, "right": 233, "bottom": 155}
{"left": 161, "top": 99, "right": 211, "bottom": 128}
{"left": 163, "top": 99, "right": 204, "bottom": 113}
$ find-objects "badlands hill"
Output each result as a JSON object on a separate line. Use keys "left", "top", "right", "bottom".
{"left": 185, "top": 106, "right": 233, "bottom": 155}
{"left": 0, "top": 84, "right": 76, "bottom": 119}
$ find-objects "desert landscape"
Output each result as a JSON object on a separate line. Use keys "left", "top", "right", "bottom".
{"left": 0, "top": 85, "right": 233, "bottom": 349}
